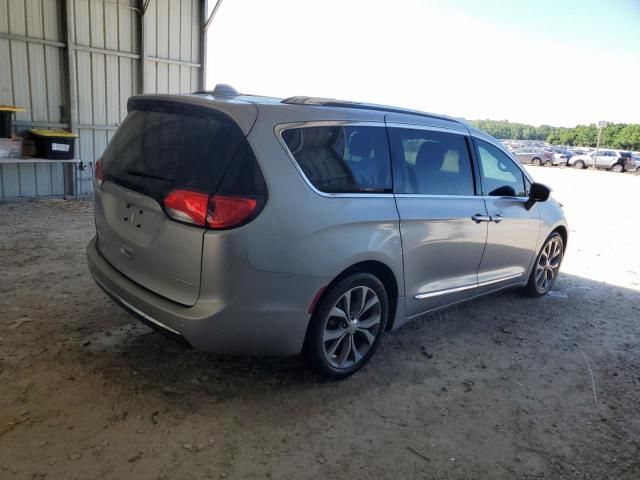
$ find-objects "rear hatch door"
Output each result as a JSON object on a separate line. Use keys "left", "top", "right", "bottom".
{"left": 95, "top": 98, "right": 256, "bottom": 306}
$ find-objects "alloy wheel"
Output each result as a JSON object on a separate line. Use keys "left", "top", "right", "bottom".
{"left": 322, "top": 286, "right": 381, "bottom": 369}
{"left": 535, "top": 236, "right": 563, "bottom": 292}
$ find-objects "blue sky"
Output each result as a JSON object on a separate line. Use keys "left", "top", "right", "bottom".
{"left": 445, "top": 0, "right": 640, "bottom": 58}
{"left": 206, "top": 0, "right": 640, "bottom": 127}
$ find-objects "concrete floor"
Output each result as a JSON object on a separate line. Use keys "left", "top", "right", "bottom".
{"left": 1, "top": 167, "right": 639, "bottom": 479}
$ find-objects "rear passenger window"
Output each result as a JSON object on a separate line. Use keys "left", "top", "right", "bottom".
{"left": 388, "top": 128, "right": 475, "bottom": 195}
{"left": 281, "top": 125, "right": 392, "bottom": 193}
{"left": 474, "top": 139, "right": 526, "bottom": 197}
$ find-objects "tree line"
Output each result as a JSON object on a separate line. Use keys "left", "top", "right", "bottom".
{"left": 468, "top": 119, "right": 640, "bottom": 150}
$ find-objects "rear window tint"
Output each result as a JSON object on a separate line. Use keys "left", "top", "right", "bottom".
{"left": 101, "top": 102, "right": 253, "bottom": 201}
{"left": 281, "top": 125, "right": 392, "bottom": 193}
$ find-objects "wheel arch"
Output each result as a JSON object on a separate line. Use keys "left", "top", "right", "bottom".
{"left": 552, "top": 224, "right": 568, "bottom": 250}
{"left": 309, "top": 260, "right": 400, "bottom": 332}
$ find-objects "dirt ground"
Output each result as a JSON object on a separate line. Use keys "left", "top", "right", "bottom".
{"left": 1, "top": 167, "right": 639, "bottom": 480}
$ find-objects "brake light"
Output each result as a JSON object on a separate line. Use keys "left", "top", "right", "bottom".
{"left": 164, "top": 190, "right": 209, "bottom": 226}
{"left": 207, "top": 194, "right": 257, "bottom": 229}
{"left": 163, "top": 190, "right": 258, "bottom": 229}
{"left": 95, "top": 158, "right": 104, "bottom": 187}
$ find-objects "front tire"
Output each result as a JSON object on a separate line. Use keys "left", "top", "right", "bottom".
{"left": 303, "top": 273, "right": 388, "bottom": 379}
{"left": 524, "top": 232, "right": 564, "bottom": 297}
{"left": 573, "top": 160, "right": 585, "bottom": 169}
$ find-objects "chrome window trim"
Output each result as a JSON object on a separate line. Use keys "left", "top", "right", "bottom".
{"left": 275, "top": 121, "right": 533, "bottom": 200}
{"left": 482, "top": 195, "right": 529, "bottom": 201}
{"left": 414, "top": 272, "right": 523, "bottom": 299}
{"left": 275, "top": 121, "right": 393, "bottom": 199}
{"left": 394, "top": 194, "right": 480, "bottom": 200}
{"left": 385, "top": 122, "right": 471, "bottom": 136}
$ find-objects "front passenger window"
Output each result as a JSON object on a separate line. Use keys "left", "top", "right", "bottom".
{"left": 475, "top": 139, "right": 526, "bottom": 197}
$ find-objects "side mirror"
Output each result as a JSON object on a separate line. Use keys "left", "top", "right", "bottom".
{"left": 525, "top": 182, "right": 550, "bottom": 210}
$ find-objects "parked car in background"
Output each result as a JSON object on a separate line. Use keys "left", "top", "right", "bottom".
{"left": 632, "top": 155, "right": 640, "bottom": 173}
{"left": 86, "top": 86, "right": 568, "bottom": 378}
{"left": 568, "top": 148, "right": 587, "bottom": 156}
{"left": 513, "top": 147, "right": 553, "bottom": 166}
{"left": 568, "top": 149, "right": 635, "bottom": 172}
{"left": 550, "top": 147, "right": 573, "bottom": 166}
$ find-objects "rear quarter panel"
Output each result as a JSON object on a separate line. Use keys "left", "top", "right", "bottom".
{"left": 242, "top": 105, "right": 404, "bottom": 295}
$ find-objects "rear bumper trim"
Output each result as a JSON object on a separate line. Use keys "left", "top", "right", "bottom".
{"left": 93, "top": 276, "right": 182, "bottom": 336}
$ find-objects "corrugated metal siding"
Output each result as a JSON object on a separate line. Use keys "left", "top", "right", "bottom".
{"left": 144, "top": 0, "right": 201, "bottom": 95}
{"left": 0, "top": 0, "right": 203, "bottom": 199}
{"left": 71, "top": 0, "right": 142, "bottom": 195}
{"left": 0, "top": 0, "right": 66, "bottom": 198}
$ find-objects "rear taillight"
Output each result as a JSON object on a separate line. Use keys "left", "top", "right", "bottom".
{"left": 163, "top": 190, "right": 258, "bottom": 229}
{"left": 95, "top": 158, "right": 104, "bottom": 187}
{"left": 545, "top": 152, "right": 552, "bottom": 159}
{"left": 164, "top": 190, "right": 209, "bottom": 226}
{"left": 207, "top": 194, "right": 257, "bottom": 229}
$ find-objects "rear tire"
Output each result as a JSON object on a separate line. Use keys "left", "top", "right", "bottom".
{"left": 523, "top": 232, "right": 564, "bottom": 297}
{"left": 611, "top": 163, "right": 623, "bottom": 173}
{"left": 303, "top": 273, "right": 388, "bottom": 380}
{"left": 531, "top": 158, "right": 542, "bottom": 167}
{"left": 573, "top": 160, "right": 585, "bottom": 169}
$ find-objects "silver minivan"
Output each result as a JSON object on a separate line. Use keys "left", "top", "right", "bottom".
{"left": 87, "top": 86, "right": 568, "bottom": 379}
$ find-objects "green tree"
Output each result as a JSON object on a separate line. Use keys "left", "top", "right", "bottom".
{"left": 467, "top": 119, "right": 640, "bottom": 150}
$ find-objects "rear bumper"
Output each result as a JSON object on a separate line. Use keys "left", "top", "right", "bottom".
{"left": 86, "top": 236, "right": 328, "bottom": 356}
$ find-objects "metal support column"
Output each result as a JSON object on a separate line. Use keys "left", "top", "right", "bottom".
{"left": 64, "top": 0, "right": 79, "bottom": 197}
{"left": 140, "top": 0, "right": 150, "bottom": 93}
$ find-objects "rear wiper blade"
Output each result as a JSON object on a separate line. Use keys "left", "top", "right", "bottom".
{"left": 124, "top": 170, "right": 173, "bottom": 181}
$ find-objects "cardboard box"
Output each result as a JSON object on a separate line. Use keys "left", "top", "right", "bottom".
{"left": 0, "top": 137, "right": 23, "bottom": 158}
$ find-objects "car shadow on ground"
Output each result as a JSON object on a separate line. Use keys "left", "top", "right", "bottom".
{"left": 78, "top": 270, "right": 640, "bottom": 407}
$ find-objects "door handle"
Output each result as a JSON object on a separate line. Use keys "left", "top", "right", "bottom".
{"left": 471, "top": 214, "right": 491, "bottom": 223}
{"left": 491, "top": 214, "right": 504, "bottom": 223}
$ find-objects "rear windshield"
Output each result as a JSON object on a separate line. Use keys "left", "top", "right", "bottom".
{"left": 101, "top": 101, "right": 251, "bottom": 200}
{"left": 281, "top": 125, "right": 392, "bottom": 194}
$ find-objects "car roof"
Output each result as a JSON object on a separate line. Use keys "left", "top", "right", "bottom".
{"left": 191, "top": 85, "right": 469, "bottom": 132}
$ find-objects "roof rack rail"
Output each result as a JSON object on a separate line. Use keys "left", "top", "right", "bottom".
{"left": 281, "top": 96, "right": 341, "bottom": 105}
{"left": 192, "top": 84, "right": 240, "bottom": 97}
{"left": 281, "top": 96, "right": 465, "bottom": 125}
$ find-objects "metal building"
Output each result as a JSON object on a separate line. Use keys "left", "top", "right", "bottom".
{"left": 0, "top": 0, "right": 210, "bottom": 199}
